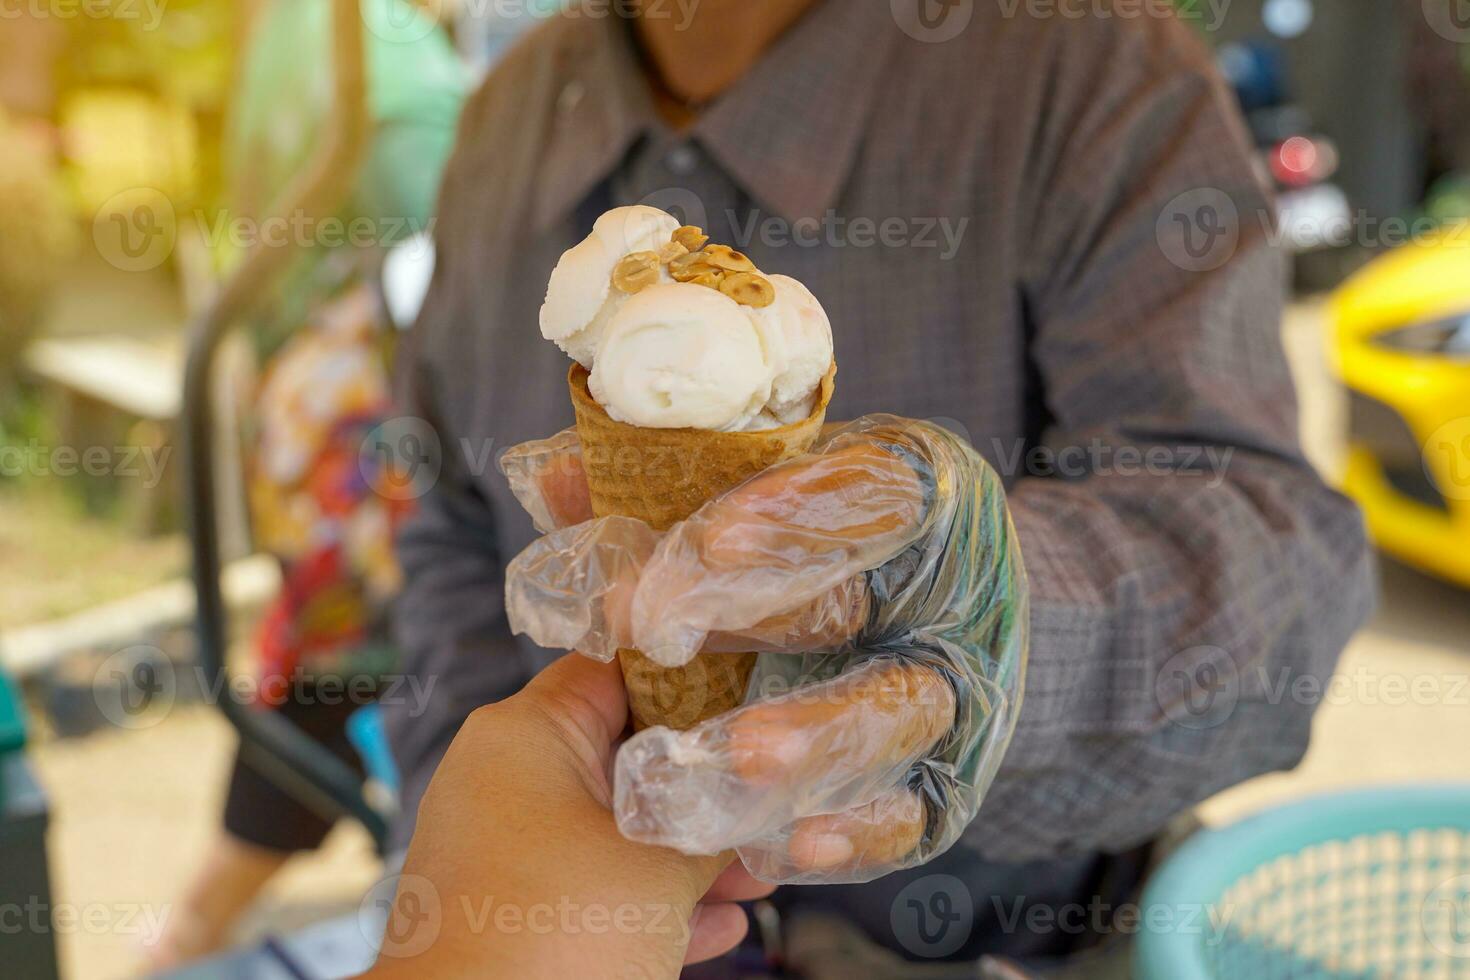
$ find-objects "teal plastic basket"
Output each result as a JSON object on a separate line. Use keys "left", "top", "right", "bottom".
{"left": 1137, "top": 786, "right": 1470, "bottom": 979}
{"left": 0, "top": 670, "right": 26, "bottom": 756}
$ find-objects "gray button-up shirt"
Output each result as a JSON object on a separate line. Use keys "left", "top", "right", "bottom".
{"left": 385, "top": 0, "right": 1373, "bottom": 959}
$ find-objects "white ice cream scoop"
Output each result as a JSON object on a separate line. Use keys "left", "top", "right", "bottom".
{"left": 590, "top": 283, "right": 774, "bottom": 431}
{"left": 539, "top": 205, "right": 681, "bottom": 365}
{"left": 750, "top": 274, "right": 835, "bottom": 424}
{"left": 540, "top": 207, "right": 833, "bottom": 431}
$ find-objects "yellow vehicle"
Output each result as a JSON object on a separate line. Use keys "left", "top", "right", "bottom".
{"left": 1331, "top": 225, "right": 1470, "bottom": 587}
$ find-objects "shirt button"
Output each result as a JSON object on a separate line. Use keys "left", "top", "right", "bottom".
{"left": 665, "top": 144, "right": 699, "bottom": 176}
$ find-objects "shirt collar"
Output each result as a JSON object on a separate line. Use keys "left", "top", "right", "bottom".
{"left": 693, "top": 0, "right": 900, "bottom": 223}
{"left": 532, "top": 1, "right": 901, "bottom": 232}
{"left": 530, "top": 14, "right": 657, "bottom": 233}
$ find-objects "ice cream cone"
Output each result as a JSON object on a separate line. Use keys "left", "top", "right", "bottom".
{"left": 568, "top": 361, "right": 836, "bottom": 729}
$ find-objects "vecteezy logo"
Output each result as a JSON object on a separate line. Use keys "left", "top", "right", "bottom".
{"left": 1156, "top": 646, "right": 1240, "bottom": 731}
{"left": 637, "top": 187, "right": 708, "bottom": 240}
{"left": 891, "top": 874, "right": 974, "bottom": 958}
{"left": 892, "top": 0, "right": 974, "bottom": 42}
{"left": 1422, "top": 874, "right": 1470, "bottom": 958}
{"left": 94, "top": 646, "right": 177, "bottom": 730}
{"left": 361, "top": 416, "right": 442, "bottom": 502}
{"left": 93, "top": 188, "right": 177, "bottom": 273}
{"left": 361, "top": 0, "right": 440, "bottom": 44}
{"left": 1423, "top": 0, "right": 1470, "bottom": 42}
{"left": 1425, "top": 418, "right": 1470, "bottom": 502}
{"left": 359, "top": 873, "right": 442, "bottom": 959}
{"left": 1156, "top": 188, "right": 1240, "bottom": 272}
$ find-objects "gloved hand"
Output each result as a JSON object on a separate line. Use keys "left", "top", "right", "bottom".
{"left": 502, "top": 416, "right": 1028, "bottom": 884}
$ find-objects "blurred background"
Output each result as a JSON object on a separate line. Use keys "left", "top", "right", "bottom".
{"left": 0, "top": 1, "right": 1467, "bottom": 978}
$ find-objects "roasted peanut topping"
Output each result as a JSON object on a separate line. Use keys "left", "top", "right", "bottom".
{"left": 685, "top": 268, "right": 728, "bottom": 289}
{"left": 668, "top": 250, "right": 715, "bottom": 282}
{"left": 700, "top": 243, "right": 757, "bottom": 273}
{"left": 611, "top": 251, "right": 660, "bottom": 293}
{"left": 657, "top": 240, "right": 690, "bottom": 264}
{"left": 719, "top": 271, "right": 776, "bottom": 308}
{"left": 672, "top": 225, "right": 709, "bottom": 252}
{"left": 620, "top": 225, "right": 772, "bottom": 306}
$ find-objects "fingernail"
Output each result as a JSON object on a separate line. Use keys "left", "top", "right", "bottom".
{"left": 799, "top": 833, "right": 853, "bottom": 869}
{"left": 647, "top": 644, "right": 689, "bottom": 667}
{"left": 768, "top": 728, "right": 808, "bottom": 769}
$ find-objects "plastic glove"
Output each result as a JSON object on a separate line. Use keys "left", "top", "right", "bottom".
{"left": 502, "top": 417, "right": 1029, "bottom": 884}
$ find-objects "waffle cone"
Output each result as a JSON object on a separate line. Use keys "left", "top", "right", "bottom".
{"left": 568, "top": 361, "right": 836, "bottom": 729}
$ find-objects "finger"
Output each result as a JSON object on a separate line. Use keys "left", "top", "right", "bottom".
{"left": 699, "top": 570, "right": 871, "bottom": 655}
{"left": 703, "top": 861, "right": 778, "bottom": 903}
{"left": 521, "top": 652, "right": 629, "bottom": 751}
{"left": 507, "top": 524, "right": 869, "bottom": 662}
{"left": 631, "top": 438, "right": 927, "bottom": 664}
{"left": 713, "top": 437, "right": 925, "bottom": 544}
{"left": 725, "top": 658, "right": 955, "bottom": 790}
{"left": 614, "top": 658, "right": 954, "bottom": 856}
{"left": 684, "top": 902, "right": 749, "bottom": 965}
{"left": 505, "top": 516, "right": 658, "bottom": 659}
{"left": 781, "top": 787, "right": 926, "bottom": 876}
{"left": 500, "top": 428, "right": 593, "bottom": 532}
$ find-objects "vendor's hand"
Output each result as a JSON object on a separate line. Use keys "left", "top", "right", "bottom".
{"left": 365, "top": 653, "right": 774, "bottom": 980}
{"left": 502, "top": 417, "right": 1029, "bottom": 884}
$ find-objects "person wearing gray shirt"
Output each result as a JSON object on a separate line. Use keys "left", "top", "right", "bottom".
{"left": 383, "top": 0, "right": 1374, "bottom": 967}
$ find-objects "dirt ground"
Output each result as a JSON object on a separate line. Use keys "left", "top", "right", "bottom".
{"left": 24, "top": 302, "right": 1470, "bottom": 979}
{"left": 33, "top": 706, "right": 380, "bottom": 979}
{"left": 0, "top": 487, "right": 185, "bottom": 631}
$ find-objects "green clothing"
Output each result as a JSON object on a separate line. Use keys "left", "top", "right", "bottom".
{"left": 230, "top": 0, "right": 466, "bottom": 231}
{"left": 225, "top": 0, "right": 467, "bottom": 349}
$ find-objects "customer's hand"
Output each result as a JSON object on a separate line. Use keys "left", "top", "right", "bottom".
{"left": 503, "top": 417, "right": 1029, "bottom": 884}
{"left": 364, "top": 653, "right": 774, "bottom": 979}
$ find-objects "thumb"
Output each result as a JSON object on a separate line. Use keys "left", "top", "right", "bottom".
{"left": 524, "top": 656, "right": 735, "bottom": 909}
{"left": 520, "top": 652, "right": 629, "bottom": 754}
